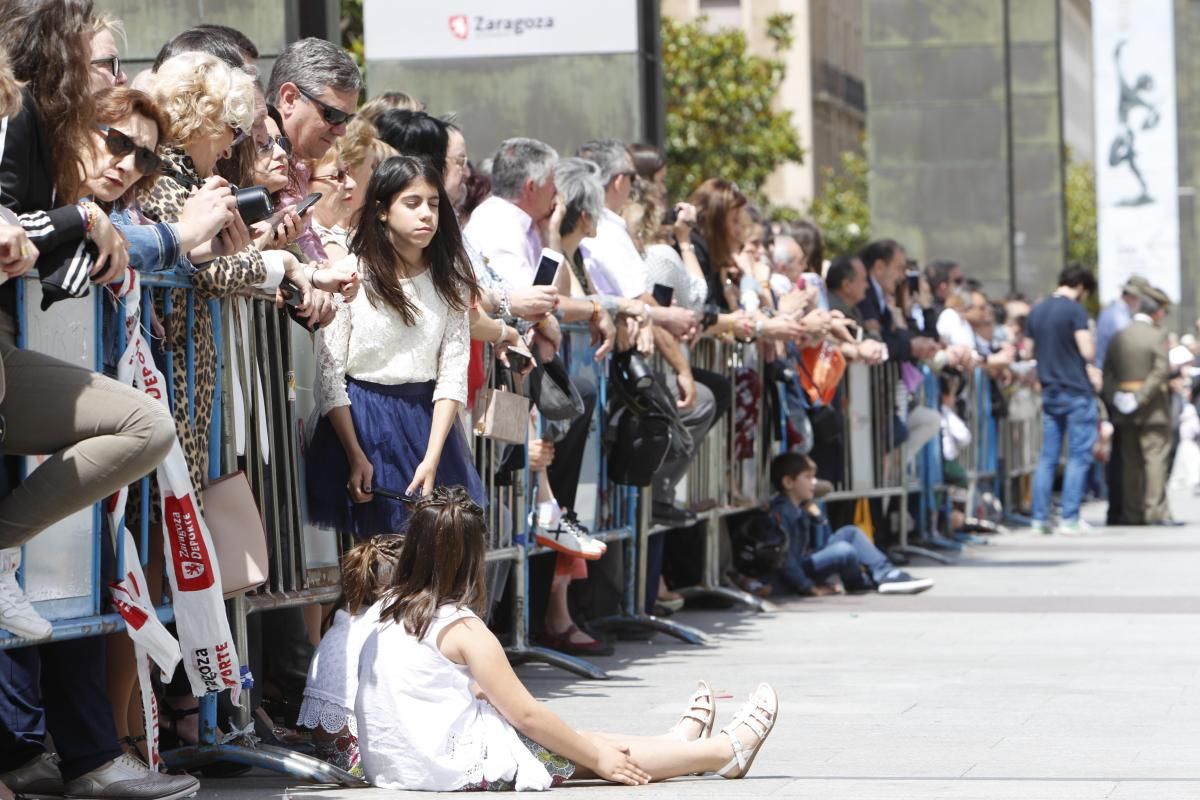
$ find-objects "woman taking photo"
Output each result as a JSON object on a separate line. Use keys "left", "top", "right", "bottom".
{"left": 0, "top": 0, "right": 174, "bottom": 635}
{"left": 307, "top": 155, "right": 485, "bottom": 536}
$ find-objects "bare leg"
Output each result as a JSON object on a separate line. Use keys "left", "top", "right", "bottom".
{"left": 302, "top": 603, "right": 323, "bottom": 647}
{"left": 573, "top": 733, "right": 732, "bottom": 782}
{"left": 105, "top": 634, "right": 136, "bottom": 747}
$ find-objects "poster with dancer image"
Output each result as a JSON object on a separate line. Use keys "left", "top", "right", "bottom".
{"left": 1093, "top": 0, "right": 1180, "bottom": 302}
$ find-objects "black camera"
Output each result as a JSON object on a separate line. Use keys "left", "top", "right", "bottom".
{"left": 233, "top": 185, "right": 274, "bottom": 226}
{"left": 163, "top": 168, "right": 273, "bottom": 226}
{"left": 613, "top": 350, "right": 654, "bottom": 393}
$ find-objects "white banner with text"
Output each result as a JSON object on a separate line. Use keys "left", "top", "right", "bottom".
{"left": 364, "top": 0, "right": 639, "bottom": 61}
{"left": 1092, "top": 0, "right": 1181, "bottom": 302}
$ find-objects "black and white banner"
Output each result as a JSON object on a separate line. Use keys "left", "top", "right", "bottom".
{"left": 1092, "top": 0, "right": 1180, "bottom": 301}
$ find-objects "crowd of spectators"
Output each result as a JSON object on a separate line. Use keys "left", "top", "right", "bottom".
{"left": 0, "top": 0, "right": 1194, "bottom": 795}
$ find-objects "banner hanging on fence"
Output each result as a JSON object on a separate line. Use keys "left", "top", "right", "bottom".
{"left": 1092, "top": 0, "right": 1181, "bottom": 302}
{"left": 115, "top": 271, "right": 243, "bottom": 704}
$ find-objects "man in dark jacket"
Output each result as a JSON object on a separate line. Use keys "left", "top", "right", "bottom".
{"left": 856, "top": 239, "right": 940, "bottom": 363}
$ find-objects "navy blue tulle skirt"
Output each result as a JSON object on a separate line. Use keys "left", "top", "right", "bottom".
{"left": 305, "top": 378, "right": 485, "bottom": 537}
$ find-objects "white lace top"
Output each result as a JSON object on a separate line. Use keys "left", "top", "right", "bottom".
{"left": 356, "top": 603, "right": 552, "bottom": 791}
{"left": 315, "top": 255, "right": 470, "bottom": 415}
{"left": 297, "top": 606, "right": 380, "bottom": 737}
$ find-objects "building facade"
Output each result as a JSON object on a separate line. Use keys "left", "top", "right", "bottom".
{"left": 662, "top": 0, "right": 865, "bottom": 209}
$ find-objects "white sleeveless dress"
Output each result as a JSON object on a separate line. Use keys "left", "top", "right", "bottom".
{"left": 356, "top": 603, "right": 553, "bottom": 791}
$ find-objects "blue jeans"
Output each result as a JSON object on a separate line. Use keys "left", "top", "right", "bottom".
{"left": 0, "top": 639, "right": 120, "bottom": 780}
{"left": 1032, "top": 389, "right": 1098, "bottom": 523}
{"left": 803, "top": 526, "right": 894, "bottom": 590}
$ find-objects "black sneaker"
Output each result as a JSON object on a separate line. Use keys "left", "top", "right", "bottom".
{"left": 652, "top": 501, "right": 698, "bottom": 527}
{"left": 876, "top": 571, "right": 934, "bottom": 594}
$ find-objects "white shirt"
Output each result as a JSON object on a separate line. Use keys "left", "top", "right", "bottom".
{"left": 644, "top": 243, "right": 707, "bottom": 312}
{"left": 315, "top": 255, "right": 470, "bottom": 414}
{"left": 298, "top": 605, "right": 381, "bottom": 737}
{"left": 462, "top": 196, "right": 540, "bottom": 288}
{"left": 356, "top": 604, "right": 552, "bottom": 791}
{"left": 580, "top": 208, "right": 647, "bottom": 298}
{"left": 936, "top": 308, "right": 976, "bottom": 349}
{"left": 941, "top": 403, "right": 972, "bottom": 461}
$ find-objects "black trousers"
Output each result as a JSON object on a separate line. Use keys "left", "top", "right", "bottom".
{"left": 0, "top": 640, "right": 120, "bottom": 780}
{"left": 547, "top": 375, "right": 597, "bottom": 512}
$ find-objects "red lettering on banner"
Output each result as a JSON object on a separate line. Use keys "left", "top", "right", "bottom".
{"left": 111, "top": 595, "right": 149, "bottom": 630}
{"left": 164, "top": 494, "right": 215, "bottom": 591}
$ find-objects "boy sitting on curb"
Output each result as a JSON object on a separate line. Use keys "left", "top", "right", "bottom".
{"left": 768, "top": 452, "right": 935, "bottom": 596}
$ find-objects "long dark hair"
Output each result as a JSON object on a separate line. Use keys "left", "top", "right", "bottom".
{"left": 349, "top": 154, "right": 478, "bottom": 325}
{"left": 0, "top": 0, "right": 96, "bottom": 201}
{"left": 378, "top": 487, "right": 488, "bottom": 641}
{"left": 690, "top": 177, "right": 747, "bottom": 275}
{"left": 374, "top": 109, "right": 449, "bottom": 173}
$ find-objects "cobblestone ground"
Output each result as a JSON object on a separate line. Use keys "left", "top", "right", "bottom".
{"left": 200, "top": 494, "right": 1200, "bottom": 800}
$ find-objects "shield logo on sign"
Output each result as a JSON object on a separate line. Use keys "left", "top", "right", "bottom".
{"left": 449, "top": 15, "right": 469, "bottom": 40}
{"left": 182, "top": 561, "right": 206, "bottom": 581}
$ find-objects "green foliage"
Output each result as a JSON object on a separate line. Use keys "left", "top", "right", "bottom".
{"left": 1065, "top": 155, "right": 1098, "bottom": 270}
{"left": 341, "top": 0, "right": 365, "bottom": 79}
{"left": 662, "top": 15, "right": 805, "bottom": 203}
{"left": 806, "top": 148, "right": 871, "bottom": 257}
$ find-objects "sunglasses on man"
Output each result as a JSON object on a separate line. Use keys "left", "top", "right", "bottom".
{"left": 296, "top": 85, "right": 356, "bottom": 127}
{"left": 96, "top": 124, "right": 162, "bottom": 176}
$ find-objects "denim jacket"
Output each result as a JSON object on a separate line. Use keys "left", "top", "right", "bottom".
{"left": 769, "top": 493, "right": 832, "bottom": 594}
{"left": 102, "top": 206, "right": 198, "bottom": 375}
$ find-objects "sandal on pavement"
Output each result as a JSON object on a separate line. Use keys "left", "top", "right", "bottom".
{"left": 669, "top": 680, "right": 716, "bottom": 741}
{"left": 717, "top": 683, "right": 778, "bottom": 779}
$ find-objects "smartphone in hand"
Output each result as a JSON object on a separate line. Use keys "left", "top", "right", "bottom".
{"left": 533, "top": 248, "right": 564, "bottom": 286}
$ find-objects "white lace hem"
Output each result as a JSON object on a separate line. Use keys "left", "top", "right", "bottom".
{"left": 297, "top": 694, "right": 357, "bottom": 736}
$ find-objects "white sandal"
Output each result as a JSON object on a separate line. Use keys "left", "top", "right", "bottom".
{"left": 669, "top": 680, "right": 716, "bottom": 742}
{"left": 717, "top": 683, "right": 778, "bottom": 779}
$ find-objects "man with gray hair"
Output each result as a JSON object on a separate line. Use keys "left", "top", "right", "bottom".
{"left": 575, "top": 139, "right": 716, "bottom": 527}
{"left": 464, "top": 137, "right": 560, "bottom": 288}
{"left": 268, "top": 37, "right": 362, "bottom": 263}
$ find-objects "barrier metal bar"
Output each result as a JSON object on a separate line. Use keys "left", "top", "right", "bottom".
{"left": 893, "top": 366, "right": 953, "bottom": 564}
{"left": 538, "top": 328, "right": 706, "bottom": 658}
{"left": 672, "top": 338, "right": 767, "bottom": 612}
{"left": 164, "top": 290, "right": 362, "bottom": 785}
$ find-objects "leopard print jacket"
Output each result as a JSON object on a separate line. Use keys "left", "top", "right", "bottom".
{"left": 136, "top": 147, "right": 267, "bottom": 500}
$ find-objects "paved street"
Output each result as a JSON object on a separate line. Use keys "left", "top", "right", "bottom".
{"left": 201, "top": 495, "right": 1200, "bottom": 800}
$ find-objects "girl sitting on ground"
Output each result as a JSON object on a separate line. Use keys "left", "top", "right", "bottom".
{"left": 298, "top": 535, "right": 405, "bottom": 777}
{"left": 354, "top": 486, "right": 780, "bottom": 791}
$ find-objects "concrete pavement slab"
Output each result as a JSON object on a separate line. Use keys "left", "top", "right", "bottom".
{"left": 193, "top": 497, "right": 1200, "bottom": 799}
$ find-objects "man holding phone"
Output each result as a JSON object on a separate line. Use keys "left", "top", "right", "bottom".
{"left": 267, "top": 38, "right": 360, "bottom": 278}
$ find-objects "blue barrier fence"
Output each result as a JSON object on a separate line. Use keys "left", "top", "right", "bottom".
{"left": 2, "top": 272, "right": 1041, "bottom": 783}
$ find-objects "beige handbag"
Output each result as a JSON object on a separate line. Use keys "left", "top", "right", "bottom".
{"left": 201, "top": 471, "right": 270, "bottom": 598}
{"left": 473, "top": 352, "right": 530, "bottom": 445}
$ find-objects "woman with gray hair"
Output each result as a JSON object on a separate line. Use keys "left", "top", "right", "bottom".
{"left": 547, "top": 157, "right": 651, "bottom": 353}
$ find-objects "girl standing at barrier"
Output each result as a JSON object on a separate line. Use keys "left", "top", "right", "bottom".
{"left": 355, "top": 487, "right": 780, "bottom": 790}
{"left": 307, "top": 155, "right": 485, "bottom": 536}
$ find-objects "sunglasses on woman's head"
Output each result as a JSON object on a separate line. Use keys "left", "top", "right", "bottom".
{"left": 229, "top": 125, "right": 248, "bottom": 146}
{"left": 257, "top": 134, "right": 292, "bottom": 157}
{"left": 96, "top": 124, "right": 162, "bottom": 176}
{"left": 90, "top": 55, "right": 120, "bottom": 77}
{"left": 296, "top": 85, "right": 356, "bottom": 127}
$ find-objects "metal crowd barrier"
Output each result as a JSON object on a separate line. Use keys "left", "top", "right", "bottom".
{"left": 3, "top": 268, "right": 1050, "bottom": 785}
